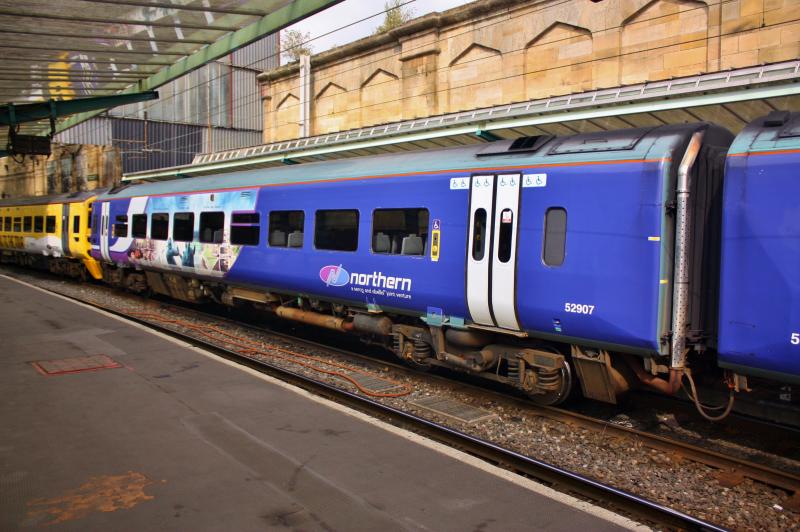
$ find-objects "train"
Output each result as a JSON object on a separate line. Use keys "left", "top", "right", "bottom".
{"left": 1, "top": 111, "right": 798, "bottom": 420}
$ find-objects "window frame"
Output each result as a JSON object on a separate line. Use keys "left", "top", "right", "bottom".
{"left": 23, "top": 216, "right": 32, "bottom": 232}
{"left": 151, "top": 212, "right": 169, "bottom": 240}
{"left": 131, "top": 214, "right": 147, "bottom": 238}
{"left": 267, "top": 210, "right": 305, "bottom": 249}
{"left": 314, "top": 209, "right": 359, "bottom": 252}
{"left": 230, "top": 211, "right": 260, "bottom": 246}
{"left": 471, "top": 208, "right": 488, "bottom": 261}
{"left": 370, "top": 207, "right": 429, "bottom": 256}
{"left": 172, "top": 212, "right": 195, "bottom": 242}
{"left": 542, "top": 207, "right": 567, "bottom": 267}
{"left": 45, "top": 215, "right": 56, "bottom": 234}
{"left": 13, "top": 217, "right": 21, "bottom": 233}
{"left": 199, "top": 211, "right": 225, "bottom": 244}
{"left": 33, "top": 216, "right": 44, "bottom": 233}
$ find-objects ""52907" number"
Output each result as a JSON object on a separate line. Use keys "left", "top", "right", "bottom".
{"left": 565, "top": 303, "right": 595, "bottom": 315}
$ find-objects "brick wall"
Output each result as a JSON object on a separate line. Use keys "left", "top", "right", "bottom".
{"left": 259, "top": 0, "right": 800, "bottom": 143}
{"left": 0, "top": 144, "right": 122, "bottom": 199}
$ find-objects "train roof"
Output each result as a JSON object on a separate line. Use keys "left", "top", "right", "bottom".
{"left": 0, "top": 189, "right": 106, "bottom": 207}
{"left": 728, "top": 111, "right": 800, "bottom": 155}
{"left": 100, "top": 122, "right": 732, "bottom": 201}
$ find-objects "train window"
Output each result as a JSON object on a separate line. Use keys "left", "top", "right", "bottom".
{"left": 33, "top": 216, "right": 43, "bottom": 233}
{"left": 199, "top": 212, "right": 224, "bottom": 243}
{"left": 231, "top": 212, "right": 260, "bottom": 246}
{"left": 131, "top": 214, "right": 147, "bottom": 238}
{"left": 472, "top": 208, "right": 487, "bottom": 261}
{"left": 13, "top": 217, "right": 21, "bottom": 232}
{"left": 315, "top": 209, "right": 358, "bottom": 252}
{"left": 3, "top": 217, "right": 10, "bottom": 232}
{"left": 46, "top": 216, "right": 56, "bottom": 233}
{"left": 497, "top": 208, "right": 514, "bottom": 263}
{"left": 74, "top": 215, "right": 82, "bottom": 234}
{"left": 173, "top": 212, "right": 194, "bottom": 242}
{"left": 543, "top": 208, "right": 567, "bottom": 267}
{"left": 23, "top": 216, "right": 32, "bottom": 232}
{"left": 151, "top": 213, "right": 169, "bottom": 240}
{"left": 371, "top": 208, "right": 428, "bottom": 255}
{"left": 112, "top": 215, "right": 126, "bottom": 238}
{"left": 268, "top": 210, "right": 304, "bottom": 248}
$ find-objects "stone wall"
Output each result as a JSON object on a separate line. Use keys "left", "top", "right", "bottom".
{"left": 259, "top": 0, "right": 800, "bottom": 143}
{"left": 0, "top": 144, "right": 122, "bottom": 199}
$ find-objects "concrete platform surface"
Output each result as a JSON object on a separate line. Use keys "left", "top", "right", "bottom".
{"left": 0, "top": 275, "right": 639, "bottom": 531}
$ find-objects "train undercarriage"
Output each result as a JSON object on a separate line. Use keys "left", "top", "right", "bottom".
{"left": 82, "top": 261, "right": 753, "bottom": 418}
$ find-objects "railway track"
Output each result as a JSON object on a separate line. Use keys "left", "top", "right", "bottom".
{"left": 14, "top": 271, "right": 798, "bottom": 530}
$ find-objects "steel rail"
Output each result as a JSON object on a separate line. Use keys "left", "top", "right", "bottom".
{"left": 32, "top": 284, "right": 725, "bottom": 531}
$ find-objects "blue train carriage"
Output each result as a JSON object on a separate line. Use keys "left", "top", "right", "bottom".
{"left": 719, "top": 111, "right": 800, "bottom": 386}
{"left": 90, "top": 122, "right": 732, "bottom": 405}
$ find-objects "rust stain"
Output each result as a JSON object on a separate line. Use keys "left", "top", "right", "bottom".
{"left": 26, "top": 471, "right": 162, "bottom": 525}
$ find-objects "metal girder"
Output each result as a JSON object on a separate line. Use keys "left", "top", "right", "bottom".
{"left": 57, "top": 0, "right": 343, "bottom": 134}
{"left": 77, "top": 0, "right": 269, "bottom": 16}
{"left": 0, "top": 92, "right": 158, "bottom": 126}
{"left": 0, "top": 28, "right": 215, "bottom": 45}
{"left": 0, "top": 9, "right": 242, "bottom": 32}
{"left": 123, "top": 81, "right": 800, "bottom": 181}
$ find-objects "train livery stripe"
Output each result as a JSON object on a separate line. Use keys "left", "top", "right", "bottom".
{"left": 118, "top": 157, "right": 669, "bottom": 202}
{"left": 727, "top": 148, "right": 800, "bottom": 157}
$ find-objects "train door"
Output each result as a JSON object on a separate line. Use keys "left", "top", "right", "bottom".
{"left": 465, "top": 173, "right": 522, "bottom": 330}
{"left": 99, "top": 201, "right": 111, "bottom": 262}
{"left": 61, "top": 203, "right": 71, "bottom": 257}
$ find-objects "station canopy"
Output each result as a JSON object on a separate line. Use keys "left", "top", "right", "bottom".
{"left": 0, "top": 0, "right": 341, "bottom": 148}
{"left": 125, "top": 59, "right": 800, "bottom": 182}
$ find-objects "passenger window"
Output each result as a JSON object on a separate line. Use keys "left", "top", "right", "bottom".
{"left": 13, "top": 217, "right": 21, "bottom": 232}
{"left": 315, "top": 210, "right": 358, "bottom": 251}
{"left": 199, "top": 212, "right": 224, "bottom": 243}
{"left": 151, "top": 213, "right": 169, "bottom": 240}
{"left": 112, "top": 215, "right": 126, "bottom": 238}
{"left": 472, "top": 208, "right": 487, "bottom": 261}
{"left": 23, "top": 216, "right": 32, "bottom": 232}
{"left": 543, "top": 208, "right": 567, "bottom": 267}
{"left": 33, "top": 216, "right": 43, "bottom": 233}
{"left": 231, "top": 212, "right": 260, "bottom": 246}
{"left": 46, "top": 216, "right": 55, "bottom": 233}
{"left": 497, "top": 208, "right": 514, "bottom": 263}
{"left": 131, "top": 214, "right": 147, "bottom": 238}
{"left": 268, "top": 210, "right": 304, "bottom": 248}
{"left": 173, "top": 212, "right": 194, "bottom": 242}
{"left": 3, "top": 217, "right": 10, "bottom": 232}
{"left": 372, "top": 208, "right": 428, "bottom": 255}
{"left": 74, "top": 215, "right": 81, "bottom": 234}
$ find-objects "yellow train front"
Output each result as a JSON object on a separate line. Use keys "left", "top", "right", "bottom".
{"left": 0, "top": 191, "right": 103, "bottom": 280}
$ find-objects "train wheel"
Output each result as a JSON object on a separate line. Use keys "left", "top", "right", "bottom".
{"left": 526, "top": 348, "right": 574, "bottom": 406}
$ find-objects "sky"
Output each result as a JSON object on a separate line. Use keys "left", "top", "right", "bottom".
{"left": 282, "top": 0, "right": 472, "bottom": 62}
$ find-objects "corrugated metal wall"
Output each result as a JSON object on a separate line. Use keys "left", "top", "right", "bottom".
{"left": 112, "top": 119, "right": 202, "bottom": 174}
{"left": 54, "top": 34, "right": 277, "bottom": 174}
{"left": 108, "top": 37, "right": 274, "bottom": 129}
{"left": 54, "top": 117, "right": 112, "bottom": 145}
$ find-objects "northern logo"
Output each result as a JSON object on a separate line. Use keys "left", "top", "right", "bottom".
{"left": 319, "top": 264, "right": 350, "bottom": 287}
{"left": 319, "top": 264, "right": 412, "bottom": 292}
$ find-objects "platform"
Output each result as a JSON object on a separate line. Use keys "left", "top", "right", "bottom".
{"left": 0, "top": 275, "right": 638, "bottom": 531}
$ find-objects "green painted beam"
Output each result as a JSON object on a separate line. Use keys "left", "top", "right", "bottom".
{"left": 57, "top": 0, "right": 343, "bottom": 133}
{"left": 0, "top": 92, "right": 158, "bottom": 125}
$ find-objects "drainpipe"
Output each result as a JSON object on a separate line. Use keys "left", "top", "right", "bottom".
{"left": 671, "top": 131, "right": 704, "bottom": 372}
{"left": 299, "top": 54, "right": 311, "bottom": 138}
